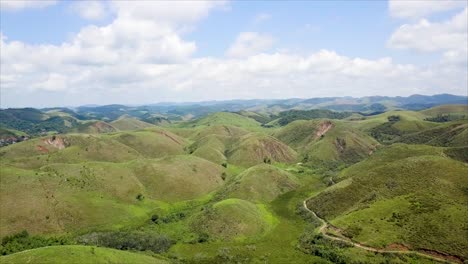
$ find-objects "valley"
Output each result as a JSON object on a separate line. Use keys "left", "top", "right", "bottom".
{"left": 0, "top": 98, "right": 467, "bottom": 263}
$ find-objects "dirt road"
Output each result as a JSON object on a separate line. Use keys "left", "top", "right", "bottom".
{"left": 302, "top": 200, "right": 461, "bottom": 264}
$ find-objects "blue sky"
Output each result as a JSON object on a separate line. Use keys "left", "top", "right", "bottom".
{"left": 0, "top": 0, "right": 467, "bottom": 107}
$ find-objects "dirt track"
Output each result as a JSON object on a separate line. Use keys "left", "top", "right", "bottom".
{"left": 302, "top": 200, "right": 461, "bottom": 264}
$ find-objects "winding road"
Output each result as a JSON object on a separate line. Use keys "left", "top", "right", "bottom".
{"left": 302, "top": 200, "right": 461, "bottom": 264}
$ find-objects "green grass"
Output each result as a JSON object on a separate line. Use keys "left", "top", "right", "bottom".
{"left": 0, "top": 245, "right": 169, "bottom": 264}
{"left": 73, "top": 121, "right": 118, "bottom": 134}
{"left": 191, "top": 198, "right": 277, "bottom": 241}
{"left": 420, "top": 104, "right": 468, "bottom": 116}
{"left": 110, "top": 117, "right": 155, "bottom": 131}
{"left": 227, "top": 133, "right": 298, "bottom": 167}
{"left": 307, "top": 144, "right": 468, "bottom": 258}
{"left": 178, "top": 112, "right": 263, "bottom": 131}
{"left": 275, "top": 119, "right": 379, "bottom": 165}
{"left": 2, "top": 108, "right": 467, "bottom": 263}
{"left": 224, "top": 164, "right": 300, "bottom": 203}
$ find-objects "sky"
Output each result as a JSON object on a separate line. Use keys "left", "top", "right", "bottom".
{"left": 0, "top": 0, "right": 467, "bottom": 108}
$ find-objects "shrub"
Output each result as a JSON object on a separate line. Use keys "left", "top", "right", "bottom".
{"left": 78, "top": 231, "right": 173, "bottom": 253}
{"left": 1, "top": 230, "right": 72, "bottom": 255}
{"left": 151, "top": 214, "right": 159, "bottom": 224}
{"left": 136, "top": 193, "right": 144, "bottom": 201}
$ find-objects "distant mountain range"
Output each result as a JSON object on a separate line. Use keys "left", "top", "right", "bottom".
{"left": 1, "top": 94, "right": 466, "bottom": 142}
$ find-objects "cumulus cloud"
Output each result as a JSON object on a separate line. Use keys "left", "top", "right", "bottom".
{"left": 389, "top": 8, "right": 467, "bottom": 52}
{"left": 389, "top": 0, "right": 466, "bottom": 19}
{"left": 70, "top": 1, "right": 108, "bottom": 20}
{"left": 226, "top": 32, "right": 274, "bottom": 58}
{"left": 0, "top": 0, "right": 56, "bottom": 11}
{"left": 253, "top": 13, "right": 271, "bottom": 24}
{"left": 1, "top": 0, "right": 467, "bottom": 107}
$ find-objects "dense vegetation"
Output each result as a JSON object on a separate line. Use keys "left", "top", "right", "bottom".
{"left": 275, "top": 109, "right": 352, "bottom": 126}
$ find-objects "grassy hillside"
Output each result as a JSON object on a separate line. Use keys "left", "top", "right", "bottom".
{"left": 130, "top": 155, "right": 224, "bottom": 202}
{"left": 111, "top": 129, "right": 186, "bottom": 158}
{"left": 191, "top": 198, "right": 277, "bottom": 241}
{"left": 2, "top": 105, "right": 467, "bottom": 263}
{"left": 181, "top": 112, "right": 262, "bottom": 131}
{"left": 74, "top": 121, "right": 117, "bottom": 134}
{"left": 420, "top": 104, "right": 468, "bottom": 116}
{"left": 110, "top": 117, "right": 155, "bottom": 131}
{"left": 224, "top": 164, "right": 299, "bottom": 202}
{"left": 399, "top": 121, "right": 468, "bottom": 147}
{"left": 307, "top": 144, "right": 468, "bottom": 258}
{"left": 227, "top": 133, "right": 298, "bottom": 167}
{"left": 275, "top": 120, "right": 379, "bottom": 165}
{"left": 0, "top": 245, "right": 169, "bottom": 264}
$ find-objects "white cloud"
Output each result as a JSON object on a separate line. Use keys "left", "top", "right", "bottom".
{"left": 388, "top": 8, "right": 467, "bottom": 53}
{"left": 71, "top": 1, "right": 108, "bottom": 20}
{"left": 226, "top": 32, "right": 274, "bottom": 58}
{"left": 0, "top": 0, "right": 57, "bottom": 11}
{"left": 1, "top": 0, "right": 467, "bottom": 107}
{"left": 110, "top": 1, "right": 226, "bottom": 27}
{"left": 253, "top": 13, "right": 271, "bottom": 24}
{"left": 389, "top": 0, "right": 466, "bottom": 19}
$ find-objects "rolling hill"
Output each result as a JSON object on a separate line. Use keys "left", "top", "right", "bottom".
{"left": 306, "top": 144, "right": 468, "bottom": 259}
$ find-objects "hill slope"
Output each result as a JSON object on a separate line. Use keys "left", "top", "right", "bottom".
{"left": 275, "top": 120, "right": 379, "bottom": 165}
{"left": 225, "top": 164, "right": 299, "bottom": 202}
{"left": 306, "top": 144, "right": 468, "bottom": 258}
{"left": 0, "top": 245, "right": 169, "bottom": 264}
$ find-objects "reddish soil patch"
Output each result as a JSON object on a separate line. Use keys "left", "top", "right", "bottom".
{"left": 159, "top": 131, "right": 182, "bottom": 145}
{"left": 315, "top": 121, "right": 334, "bottom": 138}
{"left": 36, "top": 145, "right": 49, "bottom": 153}
{"left": 93, "top": 121, "right": 116, "bottom": 133}
{"left": 43, "top": 137, "right": 67, "bottom": 150}
{"left": 418, "top": 249, "right": 464, "bottom": 263}
{"left": 385, "top": 243, "right": 410, "bottom": 251}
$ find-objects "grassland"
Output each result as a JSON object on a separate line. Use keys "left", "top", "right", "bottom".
{"left": 1, "top": 104, "right": 467, "bottom": 263}
{"left": 0, "top": 245, "right": 169, "bottom": 264}
{"left": 307, "top": 144, "right": 468, "bottom": 259}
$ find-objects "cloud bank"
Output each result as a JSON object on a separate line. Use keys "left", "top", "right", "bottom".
{"left": 0, "top": 0, "right": 466, "bottom": 107}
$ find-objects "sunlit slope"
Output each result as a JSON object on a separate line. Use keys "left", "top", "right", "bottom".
{"left": 224, "top": 164, "right": 299, "bottom": 202}
{"left": 111, "top": 129, "right": 186, "bottom": 158}
{"left": 227, "top": 133, "right": 297, "bottom": 167}
{"left": 188, "top": 125, "right": 297, "bottom": 167}
{"left": 130, "top": 155, "right": 224, "bottom": 202}
{"left": 399, "top": 121, "right": 468, "bottom": 147}
{"left": 0, "top": 128, "right": 187, "bottom": 168}
{"left": 307, "top": 144, "right": 468, "bottom": 258}
{"left": 191, "top": 198, "right": 277, "bottom": 241}
{"left": 0, "top": 245, "right": 169, "bottom": 264}
{"left": 110, "top": 116, "right": 155, "bottom": 131}
{"left": 420, "top": 104, "right": 468, "bottom": 116}
{"left": 275, "top": 119, "right": 379, "bottom": 164}
{"left": 1, "top": 145, "right": 223, "bottom": 237}
{"left": 180, "top": 112, "right": 262, "bottom": 131}
{"left": 73, "top": 121, "right": 118, "bottom": 134}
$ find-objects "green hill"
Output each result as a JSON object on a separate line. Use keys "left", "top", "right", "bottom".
{"left": 181, "top": 112, "right": 262, "bottom": 131}
{"left": 110, "top": 117, "right": 155, "bottom": 131}
{"left": 227, "top": 133, "right": 298, "bottom": 167}
{"left": 130, "top": 155, "right": 224, "bottom": 202}
{"left": 420, "top": 104, "right": 468, "bottom": 116}
{"left": 275, "top": 120, "right": 379, "bottom": 165}
{"left": 399, "top": 121, "right": 468, "bottom": 147}
{"left": 306, "top": 144, "right": 468, "bottom": 259}
{"left": 0, "top": 245, "right": 169, "bottom": 264}
{"left": 191, "top": 198, "right": 277, "bottom": 241}
{"left": 225, "top": 164, "right": 299, "bottom": 202}
{"left": 111, "top": 129, "right": 186, "bottom": 158}
{"left": 0, "top": 155, "right": 224, "bottom": 237}
{"left": 74, "top": 121, "right": 117, "bottom": 134}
